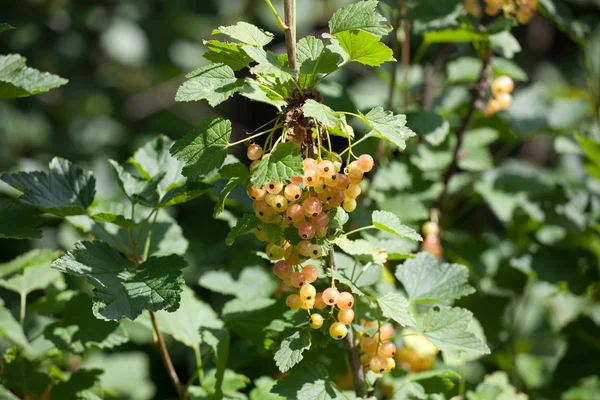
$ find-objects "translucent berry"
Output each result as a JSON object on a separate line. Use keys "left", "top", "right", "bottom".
{"left": 301, "top": 264, "right": 319, "bottom": 283}
{"left": 347, "top": 160, "right": 359, "bottom": 171}
{"left": 336, "top": 174, "right": 350, "bottom": 191}
{"left": 385, "top": 357, "right": 396, "bottom": 372}
{"left": 338, "top": 309, "right": 355, "bottom": 324}
{"left": 300, "top": 283, "right": 316, "bottom": 300}
{"left": 290, "top": 176, "right": 303, "bottom": 184}
{"left": 249, "top": 160, "right": 260, "bottom": 170}
{"left": 303, "top": 158, "right": 317, "bottom": 171}
{"left": 495, "top": 92, "right": 512, "bottom": 110}
{"left": 247, "top": 144, "right": 263, "bottom": 161}
{"left": 322, "top": 287, "right": 340, "bottom": 305}
{"left": 378, "top": 341, "right": 397, "bottom": 358}
{"left": 266, "top": 181, "right": 283, "bottom": 194}
{"left": 329, "top": 322, "right": 348, "bottom": 340}
{"left": 285, "top": 204, "right": 304, "bottom": 223}
{"left": 284, "top": 183, "right": 303, "bottom": 201}
{"left": 485, "top": 98, "right": 501, "bottom": 117}
{"left": 491, "top": 75, "right": 514, "bottom": 96}
{"left": 309, "top": 313, "right": 324, "bottom": 329}
{"left": 286, "top": 294, "right": 302, "bottom": 310}
{"left": 312, "top": 212, "right": 329, "bottom": 230}
{"left": 314, "top": 292, "right": 327, "bottom": 309}
{"left": 380, "top": 324, "right": 395, "bottom": 340}
{"left": 272, "top": 195, "right": 289, "bottom": 212}
{"left": 255, "top": 229, "right": 268, "bottom": 241}
{"left": 323, "top": 175, "right": 338, "bottom": 187}
{"left": 348, "top": 168, "right": 363, "bottom": 184}
{"left": 336, "top": 292, "right": 354, "bottom": 310}
{"left": 303, "top": 169, "right": 319, "bottom": 187}
{"left": 273, "top": 260, "right": 293, "bottom": 280}
{"left": 301, "top": 296, "right": 315, "bottom": 310}
{"left": 330, "top": 191, "right": 345, "bottom": 207}
{"left": 317, "top": 160, "right": 335, "bottom": 177}
{"left": 345, "top": 184, "right": 361, "bottom": 199}
{"left": 357, "top": 154, "right": 374, "bottom": 172}
{"left": 248, "top": 186, "right": 266, "bottom": 200}
{"left": 313, "top": 180, "right": 327, "bottom": 193}
{"left": 361, "top": 337, "right": 378, "bottom": 355}
{"left": 308, "top": 244, "right": 322, "bottom": 259}
{"left": 360, "top": 354, "right": 373, "bottom": 367}
{"left": 253, "top": 200, "right": 275, "bottom": 221}
{"left": 296, "top": 240, "right": 312, "bottom": 257}
{"left": 303, "top": 197, "right": 323, "bottom": 217}
{"left": 423, "top": 234, "right": 443, "bottom": 260}
{"left": 266, "top": 243, "right": 284, "bottom": 260}
{"left": 369, "top": 356, "right": 387, "bottom": 373}
{"left": 422, "top": 221, "right": 439, "bottom": 236}
{"left": 290, "top": 272, "right": 307, "bottom": 288}
{"left": 298, "top": 222, "right": 316, "bottom": 240}
{"left": 343, "top": 198, "right": 357, "bottom": 212}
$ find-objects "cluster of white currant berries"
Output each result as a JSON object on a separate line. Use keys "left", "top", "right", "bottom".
{"left": 246, "top": 142, "right": 374, "bottom": 340}
{"left": 486, "top": 75, "right": 515, "bottom": 117}
{"left": 421, "top": 220, "right": 443, "bottom": 260}
{"left": 358, "top": 322, "right": 397, "bottom": 373}
{"left": 464, "top": 0, "right": 537, "bottom": 23}
{"left": 395, "top": 329, "right": 439, "bottom": 372}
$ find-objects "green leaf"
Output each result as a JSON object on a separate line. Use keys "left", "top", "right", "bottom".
{"left": 417, "top": 307, "right": 490, "bottom": 360}
{"left": 0, "top": 306, "right": 31, "bottom": 351}
{"left": 263, "top": 223, "right": 284, "bottom": 244}
{"left": 0, "top": 23, "right": 15, "bottom": 33}
{"left": 52, "top": 241, "right": 185, "bottom": 321}
{"left": 467, "top": 371, "right": 529, "bottom": 400}
{"left": 44, "top": 293, "right": 128, "bottom": 353}
{"left": 108, "top": 159, "right": 163, "bottom": 206}
{"left": 0, "top": 384, "right": 20, "bottom": 400}
{"left": 243, "top": 46, "right": 294, "bottom": 82}
{"left": 239, "top": 78, "right": 287, "bottom": 110}
{"left": 0, "top": 249, "right": 62, "bottom": 295}
{"left": 250, "top": 377, "right": 286, "bottom": 400}
{"left": 199, "top": 266, "right": 276, "bottom": 299}
{"left": 155, "top": 286, "right": 222, "bottom": 347}
{"left": 0, "top": 198, "right": 42, "bottom": 239}
{"left": 361, "top": 107, "right": 416, "bottom": 150}
{"left": 128, "top": 135, "right": 186, "bottom": 197}
{"left": 159, "top": 179, "right": 213, "bottom": 207}
{"left": 271, "top": 362, "right": 348, "bottom": 400}
{"left": 328, "top": 0, "right": 392, "bottom": 37}
{"left": 171, "top": 117, "right": 232, "bottom": 178}
{"left": 303, "top": 99, "right": 341, "bottom": 128}
{"left": 0, "top": 54, "right": 68, "bottom": 99}
{"left": 2, "top": 356, "right": 50, "bottom": 398}
{"left": 212, "top": 22, "right": 274, "bottom": 47}
{"left": 335, "top": 30, "right": 394, "bottom": 67}
{"left": 274, "top": 330, "right": 311, "bottom": 373}
{"left": 395, "top": 252, "right": 475, "bottom": 303}
{"left": 377, "top": 292, "right": 416, "bottom": 327}
{"left": 577, "top": 137, "right": 600, "bottom": 167}
{"left": 226, "top": 213, "right": 261, "bottom": 245}
{"left": 175, "top": 63, "right": 243, "bottom": 106}
{"left": 203, "top": 40, "right": 253, "bottom": 71}
{"left": 562, "top": 376, "right": 600, "bottom": 400}
{"left": 489, "top": 31, "right": 521, "bottom": 59}
{"left": 458, "top": 127, "right": 499, "bottom": 172}
{"left": 91, "top": 212, "right": 134, "bottom": 229}
{"left": 422, "top": 27, "right": 487, "bottom": 44}
{"left": 214, "top": 162, "right": 248, "bottom": 217}
{"left": 405, "top": 0, "right": 462, "bottom": 34}
{"left": 1, "top": 157, "right": 96, "bottom": 217}
{"left": 447, "top": 57, "right": 482, "bottom": 83}
{"left": 491, "top": 57, "right": 528, "bottom": 81}
{"left": 537, "top": 0, "right": 588, "bottom": 46}
{"left": 202, "top": 332, "right": 233, "bottom": 400}
{"left": 52, "top": 369, "right": 103, "bottom": 400}
{"left": 249, "top": 142, "right": 304, "bottom": 188}
{"left": 333, "top": 235, "right": 377, "bottom": 256}
{"left": 222, "top": 297, "right": 279, "bottom": 346}
{"left": 372, "top": 210, "right": 422, "bottom": 241}
{"left": 297, "top": 36, "right": 340, "bottom": 87}
{"left": 406, "top": 111, "right": 450, "bottom": 146}
{"left": 189, "top": 369, "right": 249, "bottom": 400}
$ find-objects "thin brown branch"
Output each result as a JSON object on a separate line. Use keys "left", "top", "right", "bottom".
{"left": 434, "top": 51, "right": 492, "bottom": 209}
{"left": 330, "top": 246, "right": 365, "bottom": 398}
{"left": 150, "top": 310, "right": 186, "bottom": 399}
{"left": 284, "top": 0, "right": 298, "bottom": 81}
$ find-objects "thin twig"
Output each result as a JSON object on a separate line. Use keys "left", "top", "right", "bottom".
{"left": 434, "top": 51, "right": 492, "bottom": 209}
{"left": 150, "top": 310, "right": 186, "bottom": 399}
{"left": 283, "top": 0, "right": 298, "bottom": 81}
{"left": 329, "top": 246, "right": 365, "bottom": 398}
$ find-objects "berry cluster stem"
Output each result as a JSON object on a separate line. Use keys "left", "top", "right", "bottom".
{"left": 330, "top": 245, "right": 365, "bottom": 398}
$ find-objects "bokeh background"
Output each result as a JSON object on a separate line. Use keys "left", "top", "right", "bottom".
{"left": 1, "top": 0, "right": 600, "bottom": 399}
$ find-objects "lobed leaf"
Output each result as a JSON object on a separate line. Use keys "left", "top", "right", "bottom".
{"left": 377, "top": 292, "right": 416, "bottom": 327}
{"left": 199, "top": 266, "right": 275, "bottom": 299}
{"left": 328, "top": 0, "right": 392, "bottom": 37}
{"left": 372, "top": 210, "right": 422, "bottom": 241}
{"left": 249, "top": 142, "right": 304, "bottom": 188}
{"left": 212, "top": 22, "right": 274, "bottom": 47}
{"left": 1, "top": 157, "right": 96, "bottom": 217}
{"left": 171, "top": 117, "right": 232, "bottom": 178}
{"left": 214, "top": 162, "right": 248, "bottom": 217}
{"left": 303, "top": 99, "right": 341, "bottom": 129}
{"left": 335, "top": 30, "right": 395, "bottom": 67}
{"left": 361, "top": 107, "right": 416, "bottom": 150}
{"left": 175, "top": 63, "right": 243, "bottom": 106}
{"left": 274, "top": 330, "right": 311, "bottom": 373}
{"left": 271, "top": 362, "right": 348, "bottom": 400}
{"left": 0, "top": 249, "right": 62, "bottom": 295}
{"left": 226, "top": 213, "right": 261, "bottom": 245}
{"left": 108, "top": 159, "right": 163, "bottom": 206}
{"left": 243, "top": 46, "right": 294, "bottom": 82}
{"left": 0, "top": 54, "right": 68, "bottom": 99}
{"left": 203, "top": 40, "right": 253, "bottom": 71}
{"left": 0, "top": 198, "right": 43, "bottom": 239}
{"left": 52, "top": 241, "right": 186, "bottom": 321}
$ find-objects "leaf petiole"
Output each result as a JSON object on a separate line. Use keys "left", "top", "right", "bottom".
{"left": 345, "top": 225, "right": 375, "bottom": 237}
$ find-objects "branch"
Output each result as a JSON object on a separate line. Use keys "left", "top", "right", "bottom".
{"left": 150, "top": 310, "right": 186, "bottom": 399}
{"left": 330, "top": 246, "right": 365, "bottom": 398}
{"left": 283, "top": 0, "right": 298, "bottom": 81}
{"left": 434, "top": 51, "right": 492, "bottom": 209}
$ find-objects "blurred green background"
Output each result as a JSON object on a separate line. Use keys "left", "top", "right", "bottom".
{"left": 1, "top": 0, "right": 600, "bottom": 399}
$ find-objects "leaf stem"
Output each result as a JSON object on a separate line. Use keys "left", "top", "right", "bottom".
{"left": 339, "top": 134, "right": 370, "bottom": 157}
{"left": 95, "top": 222, "right": 131, "bottom": 256}
{"left": 19, "top": 292, "right": 26, "bottom": 326}
{"left": 283, "top": 0, "right": 298, "bottom": 81}
{"left": 227, "top": 126, "right": 281, "bottom": 147}
{"left": 193, "top": 344, "right": 205, "bottom": 387}
{"left": 142, "top": 210, "right": 159, "bottom": 261}
{"left": 149, "top": 310, "right": 186, "bottom": 399}
{"left": 264, "top": 0, "right": 288, "bottom": 32}
{"left": 345, "top": 225, "right": 375, "bottom": 237}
